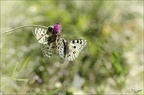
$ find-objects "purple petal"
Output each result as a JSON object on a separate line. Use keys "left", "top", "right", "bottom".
{"left": 52, "top": 23, "right": 61, "bottom": 34}
{"left": 37, "top": 79, "right": 43, "bottom": 84}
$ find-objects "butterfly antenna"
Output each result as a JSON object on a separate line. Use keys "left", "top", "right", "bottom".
{"left": 1, "top": 25, "right": 48, "bottom": 35}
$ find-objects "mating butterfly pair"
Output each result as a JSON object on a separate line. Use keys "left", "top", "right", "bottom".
{"left": 33, "top": 23, "right": 87, "bottom": 61}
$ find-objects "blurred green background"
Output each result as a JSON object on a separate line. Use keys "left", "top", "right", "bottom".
{"left": 1, "top": 0, "right": 143, "bottom": 94}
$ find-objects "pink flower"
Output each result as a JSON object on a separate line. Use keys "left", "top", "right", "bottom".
{"left": 52, "top": 23, "right": 61, "bottom": 35}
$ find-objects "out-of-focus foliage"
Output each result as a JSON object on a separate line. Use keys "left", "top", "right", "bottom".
{"left": 1, "top": 0, "right": 143, "bottom": 94}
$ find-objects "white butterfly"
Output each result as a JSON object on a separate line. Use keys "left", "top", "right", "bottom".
{"left": 33, "top": 25, "right": 87, "bottom": 61}
{"left": 57, "top": 38, "right": 87, "bottom": 61}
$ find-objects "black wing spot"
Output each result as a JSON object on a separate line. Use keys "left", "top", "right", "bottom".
{"left": 72, "top": 40, "right": 75, "bottom": 43}
{"left": 74, "top": 46, "right": 76, "bottom": 49}
{"left": 77, "top": 40, "right": 79, "bottom": 43}
{"left": 80, "top": 41, "right": 82, "bottom": 44}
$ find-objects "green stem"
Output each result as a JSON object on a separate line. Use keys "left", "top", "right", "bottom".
{"left": 1, "top": 25, "right": 48, "bottom": 35}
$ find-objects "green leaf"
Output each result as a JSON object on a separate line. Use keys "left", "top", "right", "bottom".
{"left": 20, "top": 56, "right": 31, "bottom": 71}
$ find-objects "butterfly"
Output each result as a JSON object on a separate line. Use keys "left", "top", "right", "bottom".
{"left": 33, "top": 23, "right": 87, "bottom": 61}
{"left": 56, "top": 38, "right": 87, "bottom": 61}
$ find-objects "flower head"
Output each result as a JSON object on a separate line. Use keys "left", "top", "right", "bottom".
{"left": 52, "top": 23, "right": 61, "bottom": 35}
{"left": 37, "top": 79, "right": 43, "bottom": 84}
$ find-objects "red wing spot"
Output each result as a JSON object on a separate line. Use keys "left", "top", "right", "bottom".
{"left": 41, "top": 34, "right": 44, "bottom": 36}
{"left": 73, "top": 51, "right": 76, "bottom": 54}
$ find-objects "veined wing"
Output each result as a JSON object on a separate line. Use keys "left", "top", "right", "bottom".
{"left": 33, "top": 28, "right": 49, "bottom": 44}
{"left": 58, "top": 39, "right": 87, "bottom": 61}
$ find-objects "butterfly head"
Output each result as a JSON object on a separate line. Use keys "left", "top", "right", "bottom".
{"left": 52, "top": 23, "right": 61, "bottom": 35}
{"left": 47, "top": 25, "right": 54, "bottom": 33}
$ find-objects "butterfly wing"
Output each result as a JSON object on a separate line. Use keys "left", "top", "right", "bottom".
{"left": 33, "top": 28, "right": 49, "bottom": 44}
{"left": 41, "top": 44, "right": 54, "bottom": 58}
{"left": 57, "top": 38, "right": 67, "bottom": 59}
{"left": 66, "top": 39, "right": 87, "bottom": 61}
{"left": 33, "top": 28, "right": 54, "bottom": 58}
